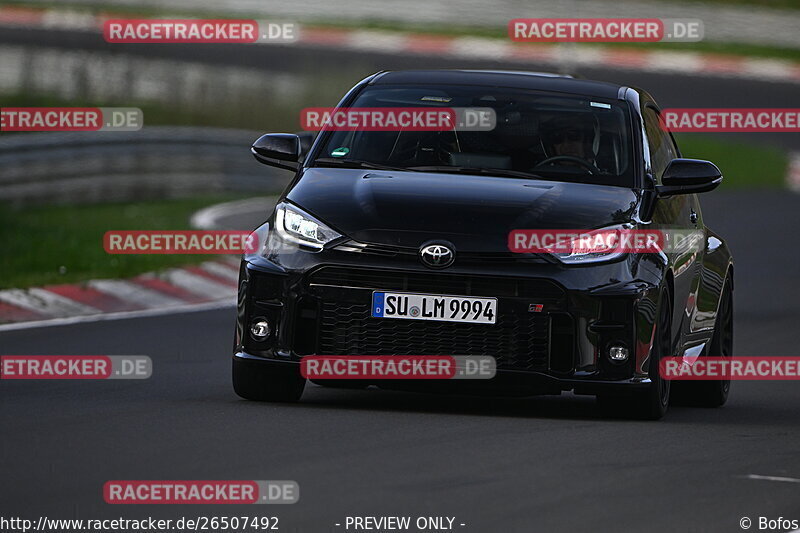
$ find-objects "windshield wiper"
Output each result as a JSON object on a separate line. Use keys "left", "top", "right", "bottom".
{"left": 406, "top": 165, "right": 547, "bottom": 180}
{"left": 313, "top": 160, "right": 548, "bottom": 181}
{"left": 313, "top": 158, "right": 410, "bottom": 172}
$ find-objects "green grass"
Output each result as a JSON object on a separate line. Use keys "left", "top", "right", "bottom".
{"left": 0, "top": 194, "right": 255, "bottom": 290}
{"left": 675, "top": 134, "right": 787, "bottom": 188}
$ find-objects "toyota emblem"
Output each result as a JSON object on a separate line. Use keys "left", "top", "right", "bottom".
{"left": 419, "top": 243, "right": 455, "bottom": 269}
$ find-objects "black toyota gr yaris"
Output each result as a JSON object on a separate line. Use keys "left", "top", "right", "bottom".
{"left": 233, "top": 70, "right": 733, "bottom": 419}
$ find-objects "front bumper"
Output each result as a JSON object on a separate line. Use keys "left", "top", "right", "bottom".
{"left": 234, "top": 248, "right": 664, "bottom": 395}
{"left": 234, "top": 352, "right": 653, "bottom": 396}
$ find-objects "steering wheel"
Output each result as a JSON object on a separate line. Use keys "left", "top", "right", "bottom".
{"left": 533, "top": 155, "right": 600, "bottom": 175}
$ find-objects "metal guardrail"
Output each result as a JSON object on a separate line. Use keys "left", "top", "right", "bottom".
{"left": 0, "top": 127, "right": 294, "bottom": 205}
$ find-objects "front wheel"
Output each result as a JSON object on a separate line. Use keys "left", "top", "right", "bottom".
{"left": 233, "top": 358, "right": 305, "bottom": 402}
{"left": 637, "top": 288, "right": 673, "bottom": 419}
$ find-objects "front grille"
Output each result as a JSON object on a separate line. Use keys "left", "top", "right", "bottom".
{"left": 306, "top": 267, "right": 566, "bottom": 371}
{"left": 333, "top": 241, "right": 550, "bottom": 264}
{"left": 308, "top": 266, "right": 565, "bottom": 300}
{"left": 317, "top": 301, "right": 551, "bottom": 371}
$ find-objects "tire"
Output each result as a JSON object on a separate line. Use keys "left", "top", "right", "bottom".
{"left": 633, "top": 288, "right": 673, "bottom": 420}
{"left": 677, "top": 277, "right": 733, "bottom": 407}
{"left": 597, "top": 288, "right": 672, "bottom": 420}
{"left": 232, "top": 358, "right": 305, "bottom": 402}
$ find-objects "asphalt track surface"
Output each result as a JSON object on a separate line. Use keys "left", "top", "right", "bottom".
{"left": 2, "top": 28, "right": 800, "bottom": 533}
{"left": 2, "top": 192, "right": 799, "bottom": 533}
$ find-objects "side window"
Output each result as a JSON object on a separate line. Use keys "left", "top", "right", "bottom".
{"left": 643, "top": 107, "right": 677, "bottom": 179}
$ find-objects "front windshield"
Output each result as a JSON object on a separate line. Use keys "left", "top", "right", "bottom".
{"left": 311, "top": 84, "right": 635, "bottom": 187}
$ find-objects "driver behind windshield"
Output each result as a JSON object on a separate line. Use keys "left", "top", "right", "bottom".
{"left": 538, "top": 113, "right": 599, "bottom": 170}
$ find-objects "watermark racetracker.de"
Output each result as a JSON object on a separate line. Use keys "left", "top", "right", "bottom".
{"left": 301, "top": 356, "right": 497, "bottom": 380}
{"left": 508, "top": 229, "right": 705, "bottom": 254}
{"left": 1, "top": 107, "right": 142, "bottom": 132}
{"left": 661, "top": 357, "right": 800, "bottom": 380}
{"left": 509, "top": 18, "right": 704, "bottom": 43}
{"left": 300, "top": 107, "right": 497, "bottom": 132}
{"left": 661, "top": 108, "right": 800, "bottom": 132}
{"left": 104, "top": 480, "right": 299, "bottom": 504}
{"left": 103, "top": 230, "right": 259, "bottom": 254}
{"left": 0, "top": 356, "right": 151, "bottom": 379}
{"left": 104, "top": 19, "right": 297, "bottom": 43}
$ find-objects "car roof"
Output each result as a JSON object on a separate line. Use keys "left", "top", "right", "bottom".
{"left": 370, "top": 70, "right": 626, "bottom": 100}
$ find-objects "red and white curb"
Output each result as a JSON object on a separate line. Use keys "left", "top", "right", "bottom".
{"left": 0, "top": 196, "right": 272, "bottom": 331}
{"left": 0, "top": 258, "right": 240, "bottom": 330}
{"left": 1, "top": 6, "right": 799, "bottom": 84}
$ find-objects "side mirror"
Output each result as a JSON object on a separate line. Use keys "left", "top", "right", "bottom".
{"left": 251, "top": 133, "right": 300, "bottom": 171}
{"left": 296, "top": 131, "right": 316, "bottom": 160}
{"left": 656, "top": 158, "right": 722, "bottom": 197}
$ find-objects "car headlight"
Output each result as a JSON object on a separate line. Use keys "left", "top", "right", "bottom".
{"left": 551, "top": 225, "right": 629, "bottom": 265}
{"left": 275, "top": 202, "right": 342, "bottom": 250}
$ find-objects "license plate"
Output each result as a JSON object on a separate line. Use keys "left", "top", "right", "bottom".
{"left": 371, "top": 292, "right": 497, "bottom": 324}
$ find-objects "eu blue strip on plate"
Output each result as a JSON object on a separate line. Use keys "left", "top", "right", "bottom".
{"left": 372, "top": 292, "right": 385, "bottom": 317}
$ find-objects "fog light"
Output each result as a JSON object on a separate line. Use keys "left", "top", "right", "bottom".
{"left": 250, "top": 318, "right": 271, "bottom": 340}
{"left": 609, "top": 345, "right": 629, "bottom": 362}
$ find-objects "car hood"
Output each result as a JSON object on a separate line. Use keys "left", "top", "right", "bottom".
{"left": 286, "top": 167, "right": 640, "bottom": 252}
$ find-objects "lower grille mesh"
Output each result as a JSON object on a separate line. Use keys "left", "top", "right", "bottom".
{"left": 318, "top": 301, "right": 550, "bottom": 371}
